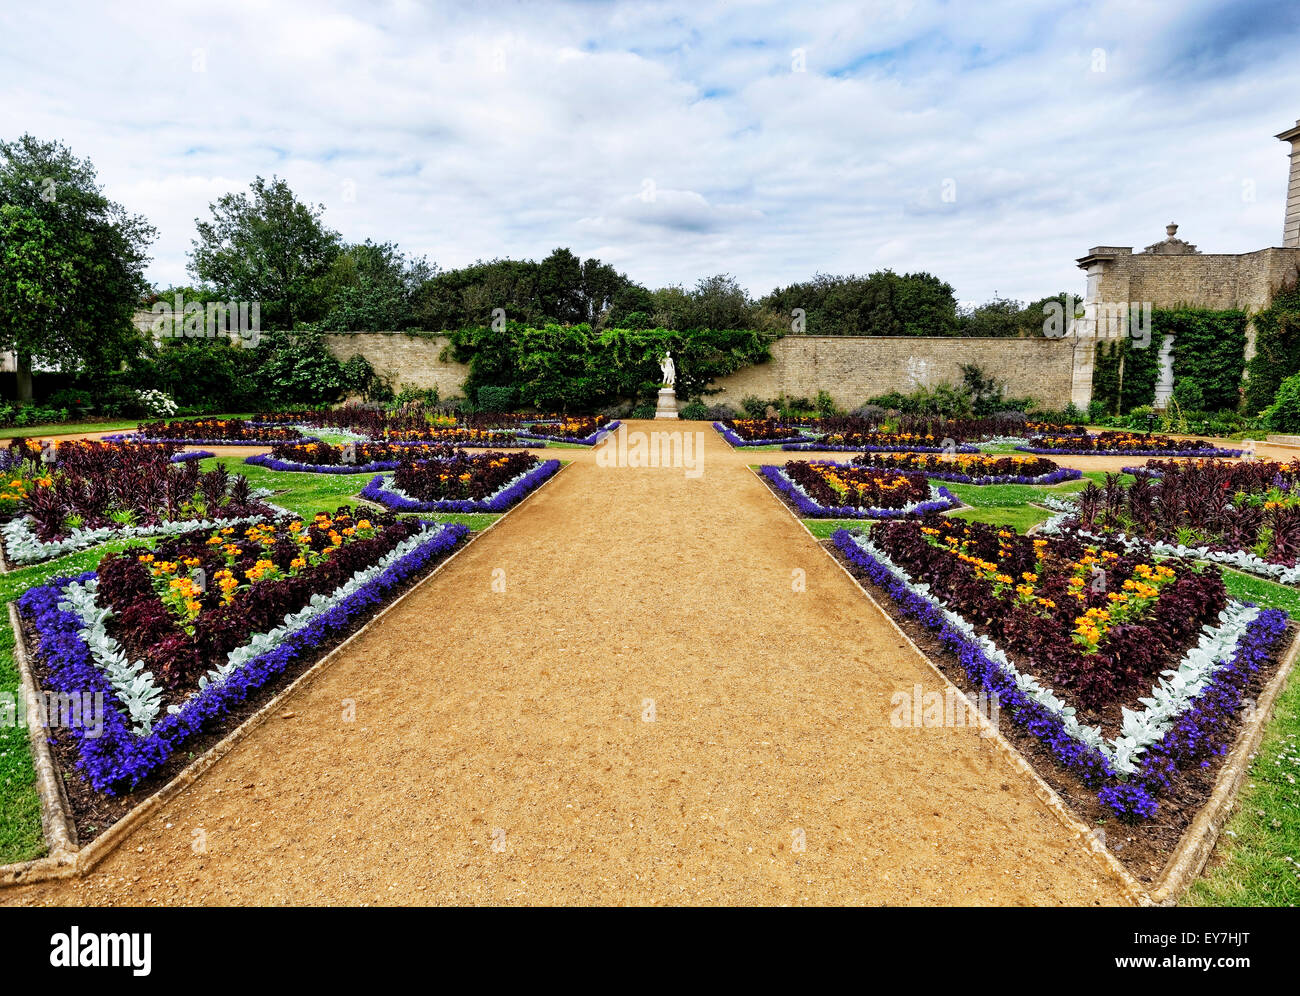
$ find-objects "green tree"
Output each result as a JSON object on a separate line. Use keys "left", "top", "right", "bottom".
{"left": 0, "top": 135, "right": 156, "bottom": 400}
{"left": 189, "top": 175, "right": 341, "bottom": 328}
{"left": 318, "top": 240, "right": 434, "bottom": 331}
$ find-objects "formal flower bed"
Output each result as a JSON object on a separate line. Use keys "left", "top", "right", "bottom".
{"left": 362, "top": 452, "right": 561, "bottom": 512}
{"left": 248, "top": 440, "right": 461, "bottom": 473}
{"left": 381, "top": 427, "right": 542, "bottom": 448}
{"left": 849, "top": 451, "right": 1081, "bottom": 485}
{"left": 1044, "top": 463, "right": 1300, "bottom": 581}
{"left": 761, "top": 461, "right": 960, "bottom": 518}
{"left": 1018, "top": 430, "right": 1241, "bottom": 456}
{"left": 18, "top": 511, "right": 469, "bottom": 793}
{"left": 1, "top": 441, "right": 276, "bottom": 564}
{"left": 835, "top": 518, "right": 1290, "bottom": 819}
{"left": 714, "top": 419, "right": 808, "bottom": 446}
{"left": 128, "top": 418, "right": 307, "bottom": 445}
{"left": 517, "top": 417, "right": 618, "bottom": 444}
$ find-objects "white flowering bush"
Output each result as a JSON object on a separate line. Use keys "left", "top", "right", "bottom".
{"left": 136, "top": 389, "right": 177, "bottom": 418}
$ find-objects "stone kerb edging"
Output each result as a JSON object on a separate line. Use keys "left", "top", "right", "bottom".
{"left": 0, "top": 462, "right": 571, "bottom": 887}
{"left": 755, "top": 466, "right": 1300, "bottom": 907}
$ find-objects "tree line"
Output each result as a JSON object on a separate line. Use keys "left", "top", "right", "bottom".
{"left": 2, "top": 134, "right": 1067, "bottom": 402}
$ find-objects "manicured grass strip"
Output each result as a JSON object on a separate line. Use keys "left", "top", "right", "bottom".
{"left": 0, "top": 616, "right": 44, "bottom": 864}
{"left": 802, "top": 518, "right": 865, "bottom": 539}
{"left": 948, "top": 505, "right": 1051, "bottom": 533}
{"left": 1184, "top": 665, "right": 1300, "bottom": 907}
{"left": 1220, "top": 569, "right": 1300, "bottom": 621}
{"left": 205, "top": 457, "right": 371, "bottom": 519}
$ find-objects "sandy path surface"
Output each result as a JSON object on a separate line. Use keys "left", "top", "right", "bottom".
{"left": 3, "top": 421, "right": 1130, "bottom": 906}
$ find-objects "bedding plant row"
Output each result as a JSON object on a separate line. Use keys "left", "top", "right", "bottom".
{"left": 1047, "top": 460, "right": 1300, "bottom": 584}
{"left": 250, "top": 405, "right": 613, "bottom": 446}
{"left": 1, "top": 439, "right": 276, "bottom": 566}
{"left": 835, "top": 515, "right": 1291, "bottom": 822}
{"left": 1019, "top": 430, "right": 1241, "bottom": 457}
{"left": 18, "top": 508, "right": 470, "bottom": 798}
{"left": 760, "top": 461, "right": 960, "bottom": 518}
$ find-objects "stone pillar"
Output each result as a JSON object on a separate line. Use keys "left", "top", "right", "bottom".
{"left": 1279, "top": 119, "right": 1300, "bottom": 249}
{"left": 1068, "top": 263, "right": 1105, "bottom": 410}
{"left": 1153, "top": 336, "right": 1175, "bottom": 408}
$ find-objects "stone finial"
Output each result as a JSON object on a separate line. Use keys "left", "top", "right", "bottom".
{"left": 1143, "top": 222, "right": 1199, "bottom": 255}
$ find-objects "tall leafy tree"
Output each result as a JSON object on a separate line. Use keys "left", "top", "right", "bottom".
{"left": 0, "top": 135, "right": 156, "bottom": 400}
{"left": 189, "top": 175, "right": 341, "bottom": 328}
{"left": 318, "top": 239, "right": 435, "bottom": 331}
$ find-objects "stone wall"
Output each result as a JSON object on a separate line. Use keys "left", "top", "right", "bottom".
{"left": 710, "top": 335, "right": 1075, "bottom": 410}
{"left": 321, "top": 332, "right": 470, "bottom": 398}
{"left": 313, "top": 330, "right": 1077, "bottom": 410}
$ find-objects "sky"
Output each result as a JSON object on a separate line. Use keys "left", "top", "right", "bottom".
{"left": 3, "top": 0, "right": 1299, "bottom": 308}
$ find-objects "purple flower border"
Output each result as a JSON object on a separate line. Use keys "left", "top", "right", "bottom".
{"left": 760, "top": 465, "right": 960, "bottom": 519}
{"left": 106, "top": 432, "right": 320, "bottom": 447}
{"left": 831, "top": 528, "right": 1290, "bottom": 819}
{"left": 842, "top": 460, "right": 1082, "bottom": 487}
{"left": 516, "top": 420, "right": 620, "bottom": 445}
{"left": 244, "top": 453, "right": 404, "bottom": 475}
{"left": 379, "top": 436, "right": 545, "bottom": 449}
{"left": 360, "top": 459, "right": 561, "bottom": 513}
{"left": 170, "top": 450, "right": 215, "bottom": 463}
{"left": 1017, "top": 444, "right": 1242, "bottom": 457}
{"left": 712, "top": 422, "right": 808, "bottom": 448}
{"left": 783, "top": 440, "right": 982, "bottom": 453}
{"left": 17, "top": 523, "right": 469, "bottom": 794}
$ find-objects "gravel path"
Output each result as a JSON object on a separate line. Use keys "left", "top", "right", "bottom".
{"left": 3, "top": 422, "right": 1130, "bottom": 905}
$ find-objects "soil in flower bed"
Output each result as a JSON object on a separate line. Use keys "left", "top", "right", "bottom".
{"left": 19, "top": 525, "right": 471, "bottom": 846}
{"left": 824, "top": 533, "right": 1295, "bottom": 886}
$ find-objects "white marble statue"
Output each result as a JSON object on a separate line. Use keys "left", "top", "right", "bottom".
{"left": 660, "top": 350, "right": 676, "bottom": 387}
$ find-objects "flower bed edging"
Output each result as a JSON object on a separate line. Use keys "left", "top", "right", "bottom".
{"left": 18, "top": 523, "right": 469, "bottom": 795}
{"left": 105, "top": 433, "right": 321, "bottom": 447}
{"left": 244, "top": 453, "right": 406, "bottom": 474}
{"left": 712, "top": 422, "right": 806, "bottom": 447}
{"left": 1016, "top": 445, "right": 1243, "bottom": 457}
{"left": 831, "top": 528, "right": 1290, "bottom": 820}
{"left": 759, "top": 465, "right": 959, "bottom": 519}
{"left": 783, "top": 441, "right": 982, "bottom": 453}
{"left": 361, "top": 459, "right": 562, "bottom": 513}
{"left": 516, "top": 420, "right": 620, "bottom": 445}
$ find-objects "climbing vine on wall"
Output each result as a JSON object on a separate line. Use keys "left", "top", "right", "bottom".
{"left": 1162, "top": 308, "right": 1247, "bottom": 413}
{"left": 1090, "top": 329, "right": 1165, "bottom": 415}
{"left": 1243, "top": 285, "right": 1300, "bottom": 414}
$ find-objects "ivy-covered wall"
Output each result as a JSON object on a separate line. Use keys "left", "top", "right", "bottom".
{"left": 1090, "top": 330, "right": 1165, "bottom": 415}
{"left": 1243, "top": 287, "right": 1300, "bottom": 414}
{"left": 1164, "top": 308, "right": 1247, "bottom": 412}
{"left": 1090, "top": 307, "right": 1246, "bottom": 414}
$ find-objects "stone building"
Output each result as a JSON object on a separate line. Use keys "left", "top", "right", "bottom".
{"left": 1068, "top": 118, "right": 1300, "bottom": 409}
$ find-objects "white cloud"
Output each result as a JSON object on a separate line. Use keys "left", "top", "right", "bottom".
{"left": 1, "top": 0, "right": 1297, "bottom": 303}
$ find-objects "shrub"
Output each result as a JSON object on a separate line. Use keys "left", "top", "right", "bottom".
{"left": 678, "top": 401, "right": 710, "bottom": 420}
{"left": 630, "top": 403, "right": 656, "bottom": 419}
{"left": 476, "top": 384, "right": 515, "bottom": 412}
{"left": 1263, "top": 371, "right": 1300, "bottom": 433}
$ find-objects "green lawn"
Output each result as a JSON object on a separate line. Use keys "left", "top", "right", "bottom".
{"left": 1185, "top": 668, "right": 1300, "bottom": 907}
{"left": 0, "top": 412, "right": 257, "bottom": 441}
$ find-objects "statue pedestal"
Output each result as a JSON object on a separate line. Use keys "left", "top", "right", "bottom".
{"left": 654, "top": 387, "right": 679, "bottom": 420}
